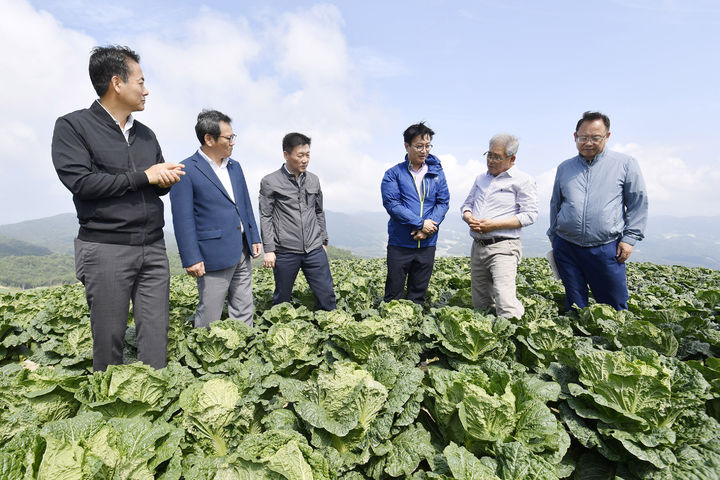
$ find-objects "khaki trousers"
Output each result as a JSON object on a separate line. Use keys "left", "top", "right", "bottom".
{"left": 470, "top": 238, "right": 524, "bottom": 319}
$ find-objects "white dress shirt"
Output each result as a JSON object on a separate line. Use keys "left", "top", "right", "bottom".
{"left": 460, "top": 166, "right": 538, "bottom": 240}
{"left": 198, "top": 149, "right": 235, "bottom": 203}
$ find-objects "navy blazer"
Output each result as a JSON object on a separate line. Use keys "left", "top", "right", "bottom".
{"left": 170, "top": 151, "right": 261, "bottom": 272}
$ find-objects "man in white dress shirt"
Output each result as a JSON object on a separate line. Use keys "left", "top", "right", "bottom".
{"left": 460, "top": 134, "right": 538, "bottom": 318}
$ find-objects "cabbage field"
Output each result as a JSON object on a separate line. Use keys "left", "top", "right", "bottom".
{"left": 1, "top": 257, "right": 719, "bottom": 479}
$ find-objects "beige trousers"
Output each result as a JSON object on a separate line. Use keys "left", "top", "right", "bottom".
{"left": 470, "top": 238, "right": 524, "bottom": 319}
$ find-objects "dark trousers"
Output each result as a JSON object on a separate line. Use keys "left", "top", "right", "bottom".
{"left": 74, "top": 238, "right": 169, "bottom": 371}
{"left": 273, "top": 246, "right": 336, "bottom": 310}
{"left": 384, "top": 245, "right": 436, "bottom": 304}
{"left": 552, "top": 235, "right": 628, "bottom": 311}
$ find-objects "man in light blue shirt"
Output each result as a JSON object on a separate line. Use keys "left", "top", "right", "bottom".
{"left": 548, "top": 111, "right": 648, "bottom": 311}
{"left": 461, "top": 134, "right": 537, "bottom": 318}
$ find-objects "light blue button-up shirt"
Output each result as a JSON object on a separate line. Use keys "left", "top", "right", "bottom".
{"left": 547, "top": 148, "right": 648, "bottom": 247}
{"left": 461, "top": 166, "right": 538, "bottom": 240}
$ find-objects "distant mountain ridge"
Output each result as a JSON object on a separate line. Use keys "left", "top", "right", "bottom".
{"left": 1, "top": 212, "right": 718, "bottom": 269}
{"left": 324, "top": 212, "right": 720, "bottom": 269}
{"left": 0, "top": 213, "right": 79, "bottom": 255}
{"left": 0, "top": 235, "right": 52, "bottom": 258}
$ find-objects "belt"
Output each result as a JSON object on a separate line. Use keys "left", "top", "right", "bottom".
{"left": 474, "top": 237, "right": 515, "bottom": 246}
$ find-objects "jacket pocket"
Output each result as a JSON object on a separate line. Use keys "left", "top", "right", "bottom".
{"left": 305, "top": 186, "right": 319, "bottom": 207}
{"left": 197, "top": 229, "right": 222, "bottom": 240}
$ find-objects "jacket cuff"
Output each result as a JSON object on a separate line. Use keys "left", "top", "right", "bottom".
{"left": 128, "top": 171, "right": 150, "bottom": 190}
{"left": 621, "top": 235, "right": 637, "bottom": 246}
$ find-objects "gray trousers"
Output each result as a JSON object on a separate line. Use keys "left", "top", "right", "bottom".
{"left": 74, "top": 238, "right": 169, "bottom": 371}
{"left": 195, "top": 243, "right": 253, "bottom": 328}
{"left": 470, "top": 238, "right": 524, "bottom": 319}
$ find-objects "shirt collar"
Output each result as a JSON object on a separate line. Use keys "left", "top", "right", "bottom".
{"left": 486, "top": 165, "right": 517, "bottom": 178}
{"left": 95, "top": 99, "right": 134, "bottom": 132}
{"left": 198, "top": 148, "right": 228, "bottom": 168}
{"left": 282, "top": 163, "right": 304, "bottom": 179}
{"left": 582, "top": 148, "right": 608, "bottom": 165}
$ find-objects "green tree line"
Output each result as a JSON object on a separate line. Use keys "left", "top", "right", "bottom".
{"left": 0, "top": 245, "right": 356, "bottom": 289}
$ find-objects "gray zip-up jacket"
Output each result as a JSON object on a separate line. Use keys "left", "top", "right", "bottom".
{"left": 259, "top": 165, "right": 328, "bottom": 254}
{"left": 547, "top": 149, "right": 648, "bottom": 247}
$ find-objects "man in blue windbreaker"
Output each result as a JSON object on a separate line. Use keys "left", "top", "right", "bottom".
{"left": 381, "top": 122, "right": 450, "bottom": 304}
{"left": 548, "top": 111, "right": 648, "bottom": 311}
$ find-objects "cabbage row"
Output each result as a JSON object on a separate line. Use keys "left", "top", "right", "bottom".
{"left": 1, "top": 257, "right": 719, "bottom": 479}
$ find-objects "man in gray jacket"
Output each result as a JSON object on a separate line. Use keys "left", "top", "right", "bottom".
{"left": 548, "top": 111, "right": 648, "bottom": 311}
{"left": 259, "top": 132, "right": 336, "bottom": 310}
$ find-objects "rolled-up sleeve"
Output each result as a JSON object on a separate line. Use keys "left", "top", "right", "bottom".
{"left": 516, "top": 176, "right": 538, "bottom": 227}
{"left": 460, "top": 179, "right": 479, "bottom": 215}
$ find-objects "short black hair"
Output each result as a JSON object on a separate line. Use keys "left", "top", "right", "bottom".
{"left": 195, "top": 109, "right": 232, "bottom": 145}
{"left": 576, "top": 111, "right": 610, "bottom": 132}
{"left": 283, "top": 132, "right": 311, "bottom": 153}
{"left": 403, "top": 122, "right": 434, "bottom": 145}
{"left": 88, "top": 45, "right": 141, "bottom": 97}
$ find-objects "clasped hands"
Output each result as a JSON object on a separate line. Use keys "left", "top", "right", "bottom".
{"left": 145, "top": 163, "right": 186, "bottom": 188}
{"left": 411, "top": 219, "right": 437, "bottom": 240}
{"left": 463, "top": 212, "right": 498, "bottom": 234}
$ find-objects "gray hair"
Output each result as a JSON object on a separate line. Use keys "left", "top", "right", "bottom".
{"left": 489, "top": 133, "right": 519, "bottom": 157}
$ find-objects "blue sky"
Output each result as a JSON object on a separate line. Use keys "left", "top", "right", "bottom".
{"left": 1, "top": 0, "right": 718, "bottom": 225}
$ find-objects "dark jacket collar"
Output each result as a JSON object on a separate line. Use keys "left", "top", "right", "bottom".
{"left": 89, "top": 101, "right": 136, "bottom": 142}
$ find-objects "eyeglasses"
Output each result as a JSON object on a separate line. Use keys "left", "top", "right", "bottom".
{"left": 575, "top": 134, "right": 607, "bottom": 144}
{"left": 220, "top": 134, "right": 237, "bottom": 142}
{"left": 412, "top": 144, "right": 433, "bottom": 152}
{"left": 483, "top": 151, "right": 508, "bottom": 161}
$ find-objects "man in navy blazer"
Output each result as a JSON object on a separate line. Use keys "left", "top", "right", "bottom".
{"left": 171, "top": 110, "right": 262, "bottom": 327}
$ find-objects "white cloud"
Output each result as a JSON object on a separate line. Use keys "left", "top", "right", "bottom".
{"left": 614, "top": 143, "right": 720, "bottom": 216}
{"left": 131, "top": 4, "right": 394, "bottom": 217}
{"left": 438, "top": 153, "right": 485, "bottom": 213}
{"left": 1, "top": 0, "right": 716, "bottom": 229}
{"left": 272, "top": 5, "right": 350, "bottom": 86}
{"left": 0, "top": 0, "right": 95, "bottom": 223}
{"left": 0, "top": 1, "right": 399, "bottom": 224}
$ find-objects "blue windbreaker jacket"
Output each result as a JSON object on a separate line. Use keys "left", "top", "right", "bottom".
{"left": 547, "top": 149, "right": 648, "bottom": 247}
{"left": 381, "top": 154, "right": 450, "bottom": 248}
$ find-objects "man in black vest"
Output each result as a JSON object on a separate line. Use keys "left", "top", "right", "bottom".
{"left": 51, "top": 45, "right": 185, "bottom": 371}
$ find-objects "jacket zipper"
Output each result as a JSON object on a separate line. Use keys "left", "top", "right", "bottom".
{"left": 126, "top": 134, "right": 149, "bottom": 244}
{"left": 408, "top": 163, "right": 427, "bottom": 248}
{"left": 581, "top": 159, "right": 591, "bottom": 243}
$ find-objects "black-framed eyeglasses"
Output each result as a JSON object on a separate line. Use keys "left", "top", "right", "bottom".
{"left": 220, "top": 134, "right": 237, "bottom": 142}
{"left": 483, "top": 151, "right": 507, "bottom": 161}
